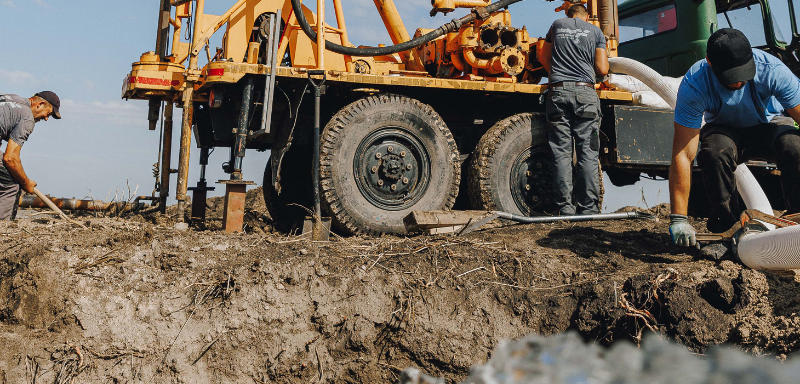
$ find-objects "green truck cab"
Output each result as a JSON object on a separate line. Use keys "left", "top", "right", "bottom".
{"left": 618, "top": 0, "right": 800, "bottom": 76}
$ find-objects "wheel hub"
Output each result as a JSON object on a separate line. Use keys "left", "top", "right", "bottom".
{"left": 355, "top": 128, "right": 430, "bottom": 210}
{"left": 510, "top": 145, "right": 554, "bottom": 215}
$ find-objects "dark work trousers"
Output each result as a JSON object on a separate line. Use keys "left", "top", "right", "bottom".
{"left": 546, "top": 83, "right": 602, "bottom": 215}
{"left": 698, "top": 116, "right": 800, "bottom": 233}
{"left": 0, "top": 163, "right": 21, "bottom": 220}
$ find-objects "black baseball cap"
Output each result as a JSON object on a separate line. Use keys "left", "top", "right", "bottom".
{"left": 35, "top": 91, "right": 61, "bottom": 119}
{"left": 707, "top": 28, "right": 755, "bottom": 85}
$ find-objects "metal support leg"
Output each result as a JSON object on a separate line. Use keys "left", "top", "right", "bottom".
{"left": 188, "top": 147, "right": 215, "bottom": 223}
{"left": 159, "top": 102, "right": 174, "bottom": 214}
{"left": 308, "top": 70, "right": 328, "bottom": 241}
{"left": 219, "top": 180, "right": 255, "bottom": 232}
{"left": 218, "top": 76, "right": 256, "bottom": 233}
{"left": 176, "top": 86, "right": 194, "bottom": 222}
{"left": 222, "top": 183, "right": 247, "bottom": 232}
{"left": 231, "top": 76, "right": 255, "bottom": 180}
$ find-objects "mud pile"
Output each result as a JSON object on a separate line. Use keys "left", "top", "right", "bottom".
{"left": 1, "top": 197, "right": 799, "bottom": 383}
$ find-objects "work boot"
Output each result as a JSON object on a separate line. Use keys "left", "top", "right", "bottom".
{"left": 701, "top": 242, "right": 732, "bottom": 261}
{"left": 558, "top": 206, "right": 576, "bottom": 216}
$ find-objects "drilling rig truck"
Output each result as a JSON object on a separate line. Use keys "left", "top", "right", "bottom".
{"left": 122, "top": 0, "right": 798, "bottom": 234}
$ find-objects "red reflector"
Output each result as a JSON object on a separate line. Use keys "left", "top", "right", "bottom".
{"left": 209, "top": 68, "right": 225, "bottom": 76}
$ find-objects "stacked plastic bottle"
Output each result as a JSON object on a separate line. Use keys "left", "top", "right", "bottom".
{"left": 399, "top": 332, "right": 800, "bottom": 384}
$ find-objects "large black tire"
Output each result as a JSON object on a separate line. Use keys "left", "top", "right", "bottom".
{"left": 263, "top": 147, "right": 313, "bottom": 232}
{"left": 320, "top": 94, "right": 461, "bottom": 235}
{"left": 469, "top": 113, "right": 555, "bottom": 215}
{"left": 469, "top": 113, "right": 605, "bottom": 214}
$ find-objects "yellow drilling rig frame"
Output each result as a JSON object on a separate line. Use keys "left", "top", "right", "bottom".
{"left": 123, "top": 0, "right": 631, "bottom": 234}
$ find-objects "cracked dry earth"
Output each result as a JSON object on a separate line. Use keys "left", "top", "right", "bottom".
{"left": 1, "top": 197, "right": 800, "bottom": 383}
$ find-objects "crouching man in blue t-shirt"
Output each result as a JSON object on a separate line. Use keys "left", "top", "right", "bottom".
{"left": 668, "top": 28, "right": 800, "bottom": 257}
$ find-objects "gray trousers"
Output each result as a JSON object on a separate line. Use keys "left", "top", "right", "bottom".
{"left": 0, "top": 164, "right": 21, "bottom": 220}
{"left": 545, "top": 83, "right": 601, "bottom": 215}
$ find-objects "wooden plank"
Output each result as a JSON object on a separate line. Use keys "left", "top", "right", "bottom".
{"left": 424, "top": 225, "right": 465, "bottom": 235}
{"left": 404, "top": 210, "right": 493, "bottom": 229}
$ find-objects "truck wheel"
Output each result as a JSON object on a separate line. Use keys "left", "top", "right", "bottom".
{"left": 320, "top": 94, "right": 460, "bottom": 235}
{"left": 469, "top": 113, "right": 556, "bottom": 215}
{"left": 262, "top": 147, "right": 313, "bottom": 232}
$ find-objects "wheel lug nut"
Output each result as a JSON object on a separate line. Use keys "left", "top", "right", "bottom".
{"left": 388, "top": 146, "right": 393, "bottom": 152}
{"left": 403, "top": 178, "right": 409, "bottom": 184}
{"left": 526, "top": 171, "right": 532, "bottom": 177}
{"left": 371, "top": 166, "right": 378, "bottom": 173}
{"left": 536, "top": 162, "right": 542, "bottom": 169}
{"left": 378, "top": 180, "right": 384, "bottom": 186}
{"left": 406, "top": 164, "right": 412, "bottom": 170}
{"left": 532, "top": 196, "right": 539, "bottom": 202}
{"left": 391, "top": 184, "right": 397, "bottom": 191}
{"left": 525, "top": 184, "right": 531, "bottom": 191}
{"left": 376, "top": 153, "right": 382, "bottom": 159}
{"left": 400, "top": 151, "right": 406, "bottom": 157}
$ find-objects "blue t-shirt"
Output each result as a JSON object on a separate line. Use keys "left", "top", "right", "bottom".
{"left": 674, "top": 49, "right": 800, "bottom": 129}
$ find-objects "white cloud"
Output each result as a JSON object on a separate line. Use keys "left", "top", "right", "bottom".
{"left": 0, "top": 68, "right": 43, "bottom": 88}
{"left": 1, "top": 0, "right": 17, "bottom": 8}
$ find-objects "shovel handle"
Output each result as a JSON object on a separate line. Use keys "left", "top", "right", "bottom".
{"left": 32, "top": 187, "right": 87, "bottom": 229}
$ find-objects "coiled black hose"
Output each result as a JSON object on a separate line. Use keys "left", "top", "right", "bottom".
{"left": 289, "top": 0, "right": 525, "bottom": 57}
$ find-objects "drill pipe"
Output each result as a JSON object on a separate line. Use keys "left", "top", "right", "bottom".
{"left": 19, "top": 195, "right": 147, "bottom": 212}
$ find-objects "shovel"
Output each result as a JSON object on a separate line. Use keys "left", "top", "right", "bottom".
{"left": 32, "top": 187, "right": 87, "bottom": 229}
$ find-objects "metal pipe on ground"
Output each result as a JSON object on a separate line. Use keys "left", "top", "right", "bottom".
{"left": 19, "top": 195, "right": 147, "bottom": 212}
{"left": 496, "top": 211, "right": 654, "bottom": 224}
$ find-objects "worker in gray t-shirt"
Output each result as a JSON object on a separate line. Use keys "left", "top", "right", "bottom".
{"left": 0, "top": 91, "right": 61, "bottom": 220}
{"left": 539, "top": 4, "right": 608, "bottom": 215}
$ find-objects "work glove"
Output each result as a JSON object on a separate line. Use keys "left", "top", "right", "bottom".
{"left": 669, "top": 214, "right": 697, "bottom": 247}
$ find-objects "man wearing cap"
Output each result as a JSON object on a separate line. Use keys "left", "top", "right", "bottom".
{"left": 668, "top": 28, "right": 800, "bottom": 256}
{"left": 0, "top": 91, "right": 61, "bottom": 220}
{"left": 539, "top": 4, "right": 609, "bottom": 216}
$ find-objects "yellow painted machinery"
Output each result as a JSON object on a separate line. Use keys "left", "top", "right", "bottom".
{"left": 123, "top": 0, "right": 632, "bottom": 235}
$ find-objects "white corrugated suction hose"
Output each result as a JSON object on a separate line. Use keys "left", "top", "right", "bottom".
{"left": 738, "top": 225, "right": 800, "bottom": 270}
{"left": 608, "top": 57, "right": 678, "bottom": 109}
{"left": 734, "top": 164, "right": 776, "bottom": 230}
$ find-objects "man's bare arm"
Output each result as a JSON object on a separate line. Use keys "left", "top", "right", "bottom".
{"left": 669, "top": 122, "right": 700, "bottom": 215}
{"left": 538, "top": 42, "right": 553, "bottom": 73}
{"left": 784, "top": 104, "right": 800, "bottom": 124}
{"left": 594, "top": 48, "right": 609, "bottom": 76}
{"left": 3, "top": 139, "right": 36, "bottom": 193}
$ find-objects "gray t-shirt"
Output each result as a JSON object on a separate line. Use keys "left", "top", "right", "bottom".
{"left": 0, "top": 94, "right": 34, "bottom": 146}
{"left": 545, "top": 18, "right": 606, "bottom": 84}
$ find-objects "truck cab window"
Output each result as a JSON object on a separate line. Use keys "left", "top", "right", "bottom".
{"left": 619, "top": 3, "right": 677, "bottom": 43}
{"left": 717, "top": 3, "right": 785, "bottom": 47}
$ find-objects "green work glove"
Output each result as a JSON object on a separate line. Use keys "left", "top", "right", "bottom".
{"left": 669, "top": 214, "right": 697, "bottom": 247}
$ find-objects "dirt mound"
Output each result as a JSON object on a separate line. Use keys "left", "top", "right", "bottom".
{"left": 1, "top": 203, "right": 800, "bottom": 383}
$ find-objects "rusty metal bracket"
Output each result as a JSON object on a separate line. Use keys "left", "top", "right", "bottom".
{"left": 217, "top": 179, "right": 256, "bottom": 233}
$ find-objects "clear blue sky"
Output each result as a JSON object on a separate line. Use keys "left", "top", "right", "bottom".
{"left": 0, "top": 0, "right": 668, "bottom": 212}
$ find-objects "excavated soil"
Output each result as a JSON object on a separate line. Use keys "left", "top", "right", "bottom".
{"left": 2, "top": 190, "right": 800, "bottom": 383}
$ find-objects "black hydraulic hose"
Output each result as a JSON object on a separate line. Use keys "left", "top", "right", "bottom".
{"left": 289, "top": 0, "right": 525, "bottom": 57}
